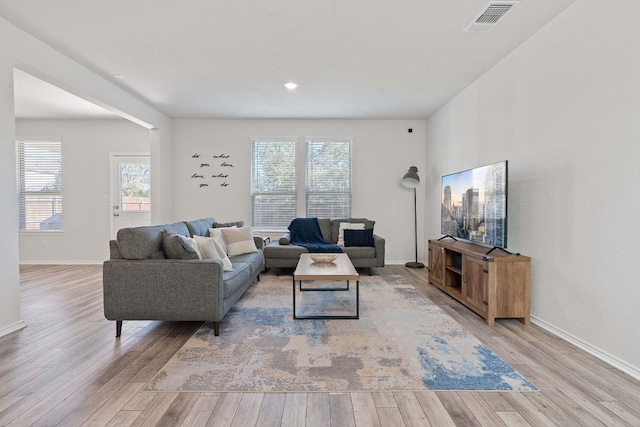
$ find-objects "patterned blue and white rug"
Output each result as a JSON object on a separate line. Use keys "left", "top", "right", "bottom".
{"left": 146, "top": 275, "right": 536, "bottom": 392}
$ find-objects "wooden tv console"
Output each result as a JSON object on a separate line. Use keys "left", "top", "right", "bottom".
{"left": 428, "top": 238, "right": 531, "bottom": 326}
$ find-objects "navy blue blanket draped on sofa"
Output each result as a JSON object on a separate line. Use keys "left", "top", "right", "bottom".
{"left": 288, "top": 218, "right": 342, "bottom": 253}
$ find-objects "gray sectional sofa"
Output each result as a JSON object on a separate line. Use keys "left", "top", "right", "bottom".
{"left": 103, "top": 218, "right": 263, "bottom": 337}
{"left": 263, "top": 218, "right": 385, "bottom": 273}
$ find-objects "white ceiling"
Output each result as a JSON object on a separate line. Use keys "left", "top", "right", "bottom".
{"left": 2, "top": 0, "right": 577, "bottom": 120}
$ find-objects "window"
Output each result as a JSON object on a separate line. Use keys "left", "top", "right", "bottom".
{"left": 120, "top": 161, "right": 151, "bottom": 212}
{"left": 306, "top": 139, "right": 352, "bottom": 218}
{"left": 251, "top": 139, "right": 298, "bottom": 228}
{"left": 16, "top": 139, "right": 63, "bottom": 230}
{"left": 251, "top": 137, "right": 352, "bottom": 228}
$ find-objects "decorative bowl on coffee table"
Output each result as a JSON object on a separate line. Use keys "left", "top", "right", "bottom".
{"left": 310, "top": 254, "right": 338, "bottom": 264}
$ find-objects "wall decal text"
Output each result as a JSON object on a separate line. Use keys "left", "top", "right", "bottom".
{"left": 191, "top": 153, "right": 234, "bottom": 188}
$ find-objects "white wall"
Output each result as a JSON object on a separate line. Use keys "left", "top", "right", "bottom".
{"left": 173, "top": 119, "right": 427, "bottom": 264}
{"left": 16, "top": 119, "right": 150, "bottom": 263}
{"left": 0, "top": 16, "right": 172, "bottom": 338}
{"left": 425, "top": 0, "right": 640, "bottom": 377}
{"left": 0, "top": 57, "right": 23, "bottom": 337}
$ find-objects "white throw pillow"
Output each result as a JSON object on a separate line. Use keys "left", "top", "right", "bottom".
{"left": 338, "top": 222, "right": 365, "bottom": 246}
{"left": 186, "top": 237, "right": 203, "bottom": 259}
{"left": 209, "top": 225, "right": 236, "bottom": 254}
{"left": 193, "top": 235, "right": 233, "bottom": 271}
{"left": 221, "top": 226, "right": 258, "bottom": 257}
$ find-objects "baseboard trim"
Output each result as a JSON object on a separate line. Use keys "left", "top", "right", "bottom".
{"left": 19, "top": 260, "right": 103, "bottom": 265}
{"left": 0, "top": 320, "right": 27, "bottom": 338}
{"left": 532, "top": 315, "right": 640, "bottom": 381}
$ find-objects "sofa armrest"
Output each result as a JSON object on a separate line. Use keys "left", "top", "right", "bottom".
{"left": 103, "top": 258, "right": 225, "bottom": 322}
{"left": 109, "top": 240, "right": 123, "bottom": 259}
{"left": 373, "top": 234, "right": 385, "bottom": 267}
{"left": 253, "top": 236, "right": 265, "bottom": 250}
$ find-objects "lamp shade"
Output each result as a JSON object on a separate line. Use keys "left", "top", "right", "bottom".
{"left": 401, "top": 166, "right": 420, "bottom": 188}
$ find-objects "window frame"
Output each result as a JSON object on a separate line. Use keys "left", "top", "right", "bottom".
{"left": 250, "top": 137, "right": 353, "bottom": 230}
{"left": 250, "top": 137, "right": 299, "bottom": 229}
{"left": 16, "top": 139, "right": 63, "bottom": 232}
{"left": 305, "top": 137, "right": 353, "bottom": 220}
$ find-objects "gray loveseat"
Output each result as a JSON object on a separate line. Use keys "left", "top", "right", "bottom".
{"left": 103, "top": 218, "right": 263, "bottom": 337}
{"left": 263, "top": 218, "right": 385, "bottom": 273}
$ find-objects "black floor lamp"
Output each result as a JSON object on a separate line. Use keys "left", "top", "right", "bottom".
{"left": 402, "top": 166, "right": 425, "bottom": 268}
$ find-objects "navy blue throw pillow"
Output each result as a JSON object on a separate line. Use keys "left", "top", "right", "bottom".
{"left": 344, "top": 228, "right": 375, "bottom": 247}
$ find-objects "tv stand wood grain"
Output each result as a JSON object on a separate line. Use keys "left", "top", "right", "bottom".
{"left": 428, "top": 239, "right": 531, "bottom": 326}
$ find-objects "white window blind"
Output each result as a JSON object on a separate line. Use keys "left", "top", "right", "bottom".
{"left": 306, "top": 139, "right": 352, "bottom": 219}
{"left": 16, "top": 140, "right": 63, "bottom": 230}
{"left": 251, "top": 139, "right": 298, "bottom": 228}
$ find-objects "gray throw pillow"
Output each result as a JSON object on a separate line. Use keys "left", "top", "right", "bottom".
{"left": 279, "top": 232, "right": 291, "bottom": 245}
{"left": 162, "top": 231, "right": 200, "bottom": 259}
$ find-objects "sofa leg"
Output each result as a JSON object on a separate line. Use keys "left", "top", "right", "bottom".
{"left": 257, "top": 274, "right": 260, "bottom": 282}
{"left": 214, "top": 322, "right": 220, "bottom": 336}
{"left": 116, "top": 320, "right": 122, "bottom": 337}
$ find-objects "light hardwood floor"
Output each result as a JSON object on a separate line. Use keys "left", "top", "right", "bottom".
{"left": 1, "top": 265, "right": 639, "bottom": 426}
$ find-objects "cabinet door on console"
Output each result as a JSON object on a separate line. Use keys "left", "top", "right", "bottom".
{"left": 428, "top": 244, "right": 444, "bottom": 286}
{"left": 463, "top": 256, "right": 488, "bottom": 315}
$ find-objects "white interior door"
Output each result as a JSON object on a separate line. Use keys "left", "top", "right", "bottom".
{"left": 111, "top": 154, "right": 151, "bottom": 238}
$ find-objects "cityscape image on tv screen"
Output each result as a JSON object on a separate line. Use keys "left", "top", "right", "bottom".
{"left": 441, "top": 161, "right": 508, "bottom": 248}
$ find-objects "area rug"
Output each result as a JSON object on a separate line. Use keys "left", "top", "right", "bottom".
{"left": 145, "top": 275, "right": 536, "bottom": 392}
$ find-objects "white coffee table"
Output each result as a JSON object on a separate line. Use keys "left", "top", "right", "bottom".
{"left": 292, "top": 253, "right": 360, "bottom": 320}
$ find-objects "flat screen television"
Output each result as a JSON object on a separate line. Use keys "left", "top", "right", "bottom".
{"left": 441, "top": 160, "right": 508, "bottom": 248}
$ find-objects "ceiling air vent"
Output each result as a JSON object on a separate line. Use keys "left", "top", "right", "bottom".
{"left": 465, "top": 1, "right": 519, "bottom": 33}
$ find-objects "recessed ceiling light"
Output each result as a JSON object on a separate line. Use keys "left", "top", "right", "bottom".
{"left": 284, "top": 82, "right": 298, "bottom": 90}
{"left": 111, "top": 73, "right": 124, "bottom": 79}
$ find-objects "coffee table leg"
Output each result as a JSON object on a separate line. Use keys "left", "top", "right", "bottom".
{"left": 356, "top": 280, "right": 359, "bottom": 319}
{"left": 292, "top": 279, "right": 360, "bottom": 320}
{"left": 292, "top": 276, "right": 297, "bottom": 319}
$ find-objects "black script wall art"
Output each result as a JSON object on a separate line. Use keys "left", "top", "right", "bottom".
{"left": 191, "top": 152, "right": 234, "bottom": 188}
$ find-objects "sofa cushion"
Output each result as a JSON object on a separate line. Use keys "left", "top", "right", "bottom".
{"left": 263, "top": 241, "right": 308, "bottom": 259}
{"left": 184, "top": 217, "right": 216, "bottom": 237}
{"left": 344, "top": 228, "right": 375, "bottom": 247}
{"left": 222, "top": 226, "right": 259, "bottom": 257}
{"left": 223, "top": 262, "right": 251, "bottom": 298}
{"left": 230, "top": 251, "right": 263, "bottom": 277}
{"left": 341, "top": 245, "right": 376, "bottom": 259}
{"left": 193, "top": 235, "right": 233, "bottom": 271}
{"left": 318, "top": 218, "right": 332, "bottom": 242}
{"left": 162, "top": 231, "right": 200, "bottom": 259}
{"left": 213, "top": 220, "right": 244, "bottom": 228}
{"left": 117, "top": 222, "right": 190, "bottom": 259}
{"left": 351, "top": 218, "right": 376, "bottom": 229}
